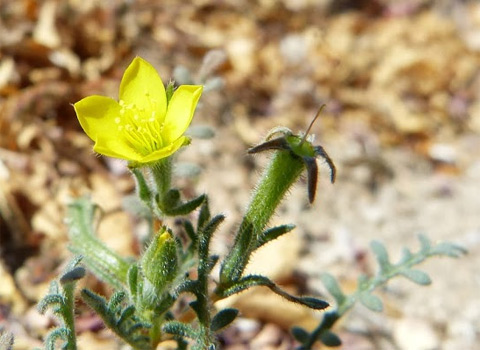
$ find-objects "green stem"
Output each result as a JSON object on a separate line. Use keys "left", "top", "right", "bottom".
{"left": 62, "top": 283, "right": 78, "bottom": 350}
{"left": 151, "top": 158, "right": 172, "bottom": 200}
{"left": 220, "top": 150, "right": 305, "bottom": 284}
{"left": 194, "top": 220, "right": 216, "bottom": 349}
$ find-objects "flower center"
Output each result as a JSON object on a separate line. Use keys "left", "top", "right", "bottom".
{"left": 117, "top": 100, "right": 164, "bottom": 156}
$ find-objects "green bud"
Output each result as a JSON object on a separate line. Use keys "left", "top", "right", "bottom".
{"left": 141, "top": 228, "right": 178, "bottom": 294}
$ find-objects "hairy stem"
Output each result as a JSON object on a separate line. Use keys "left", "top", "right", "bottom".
{"left": 220, "top": 150, "right": 304, "bottom": 284}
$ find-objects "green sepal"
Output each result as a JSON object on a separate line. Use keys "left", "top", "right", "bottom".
{"left": 359, "top": 292, "right": 383, "bottom": 312}
{"left": 166, "top": 81, "right": 175, "bottom": 105}
{"left": 127, "top": 264, "right": 139, "bottom": 300}
{"left": 163, "top": 321, "right": 197, "bottom": 339}
{"left": 320, "top": 331, "right": 342, "bottom": 347}
{"left": 210, "top": 308, "right": 239, "bottom": 332}
{"left": 291, "top": 326, "right": 309, "bottom": 343}
{"left": 320, "top": 273, "right": 346, "bottom": 306}
{"left": 141, "top": 228, "right": 179, "bottom": 294}
{"left": 256, "top": 224, "right": 296, "bottom": 249}
{"left": 401, "top": 269, "right": 432, "bottom": 285}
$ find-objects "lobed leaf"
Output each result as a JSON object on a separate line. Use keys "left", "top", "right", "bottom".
{"left": 163, "top": 321, "right": 197, "bottom": 339}
{"left": 370, "top": 241, "right": 391, "bottom": 272}
{"left": 359, "top": 292, "right": 383, "bottom": 312}
{"left": 320, "top": 331, "right": 342, "bottom": 347}
{"left": 210, "top": 308, "right": 239, "bottom": 332}
{"left": 321, "top": 273, "right": 346, "bottom": 306}
{"left": 291, "top": 326, "right": 309, "bottom": 343}
{"left": 401, "top": 269, "right": 431, "bottom": 285}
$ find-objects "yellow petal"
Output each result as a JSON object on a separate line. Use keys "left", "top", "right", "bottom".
{"left": 119, "top": 57, "right": 167, "bottom": 121}
{"left": 162, "top": 85, "right": 203, "bottom": 144}
{"left": 93, "top": 139, "right": 142, "bottom": 162}
{"left": 74, "top": 95, "right": 121, "bottom": 141}
{"left": 74, "top": 95, "right": 142, "bottom": 161}
{"left": 137, "top": 136, "right": 188, "bottom": 164}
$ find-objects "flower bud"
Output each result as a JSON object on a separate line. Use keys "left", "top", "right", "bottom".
{"left": 141, "top": 228, "right": 178, "bottom": 293}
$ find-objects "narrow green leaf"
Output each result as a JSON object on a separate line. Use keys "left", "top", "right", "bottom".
{"left": 320, "top": 331, "right": 342, "bottom": 347}
{"left": 256, "top": 224, "right": 296, "bottom": 248}
{"left": 163, "top": 194, "right": 206, "bottom": 216}
{"left": 37, "top": 294, "right": 64, "bottom": 314}
{"left": 298, "top": 297, "right": 329, "bottom": 310}
{"left": 162, "top": 321, "right": 197, "bottom": 339}
{"left": 81, "top": 289, "right": 109, "bottom": 317}
{"left": 218, "top": 274, "right": 272, "bottom": 297}
{"left": 199, "top": 215, "right": 225, "bottom": 249}
{"left": 359, "top": 292, "right": 383, "bottom": 312}
{"left": 183, "top": 220, "right": 197, "bottom": 243}
{"left": 291, "top": 326, "right": 309, "bottom": 343}
{"left": 320, "top": 273, "right": 346, "bottom": 306}
{"left": 197, "top": 198, "right": 211, "bottom": 231}
{"left": 116, "top": 305, "right": 136, "bottom": 327}
{"left": 210, "top": 308, "right": 239, "bottom": 332}
{"left": 108, "top": 291, "right": 126, "bottom": 312}
{"left": 219, "top": 275, "right": 329, "bottom": 310}
{"left": 401, "top": 269, "right": 432, "bottom": 285}
{"left": 45, "top": 328, "right": 69, "bottom": 350}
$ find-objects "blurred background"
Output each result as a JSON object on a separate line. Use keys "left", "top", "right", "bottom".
{"left": 1, "top": 0, "right": 479, "bottom": 349}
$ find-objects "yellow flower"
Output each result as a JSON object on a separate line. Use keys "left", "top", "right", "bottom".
{"left": 74, "top": 57, "right": 203, "bottom": 165}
